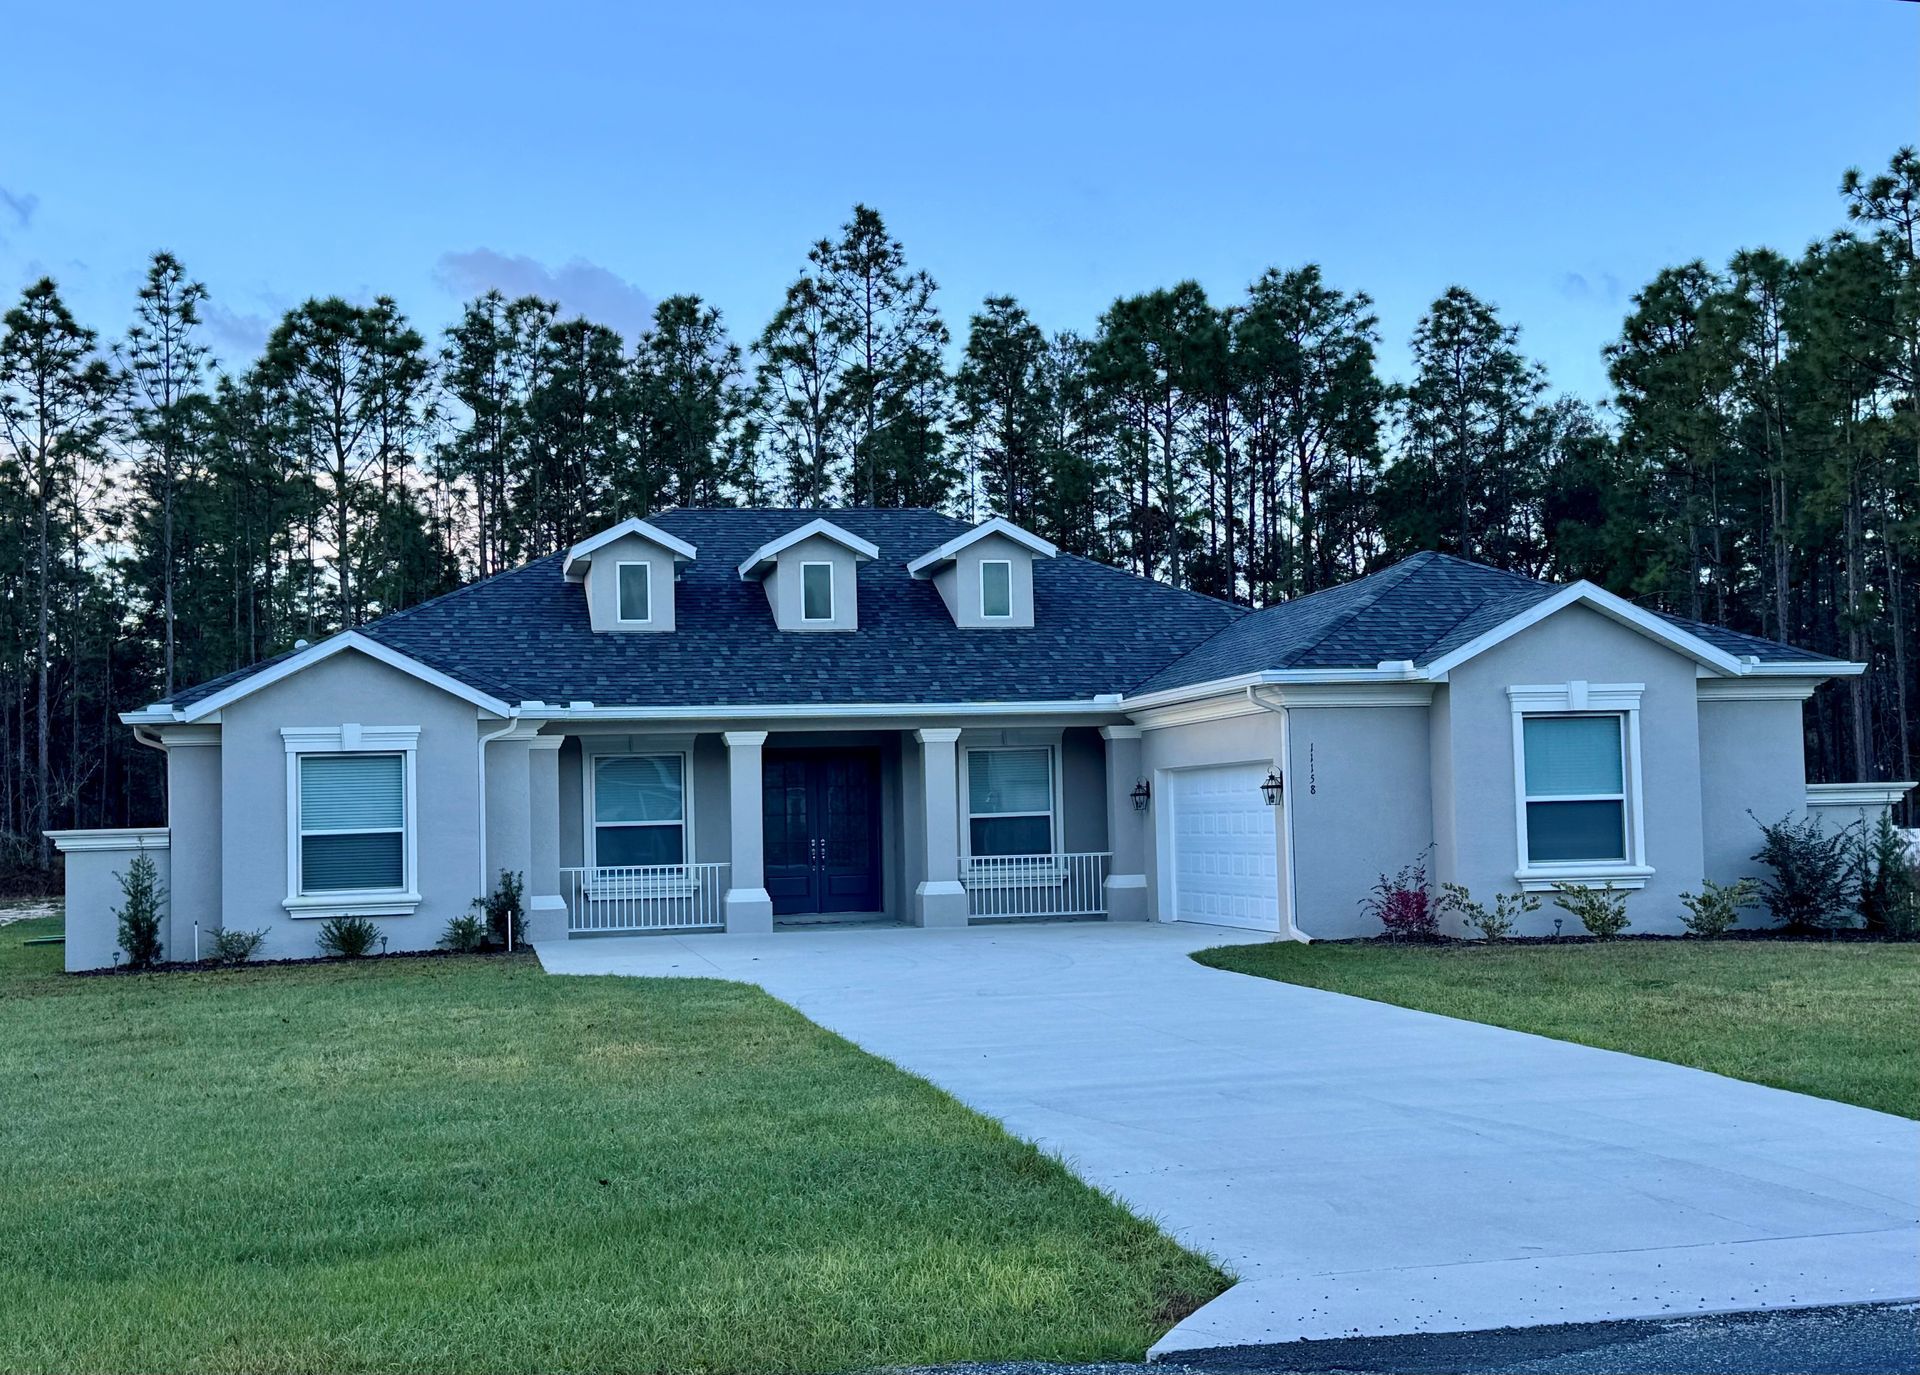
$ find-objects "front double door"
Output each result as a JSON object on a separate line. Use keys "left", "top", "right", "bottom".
{"left": 762, "top": 749, "right": 883, "bottom": 916}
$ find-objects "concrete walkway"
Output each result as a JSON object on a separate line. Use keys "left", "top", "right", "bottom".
{"left": 536, "top": 922, "right": 1920, "bottom": 1355}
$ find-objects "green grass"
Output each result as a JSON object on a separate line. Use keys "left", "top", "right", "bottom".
{"left": 1194, "top": 937, "right": 1920, "bottom": 1119}
{"left": 0, "top": 917, "right": 1224, "bottom": 1374}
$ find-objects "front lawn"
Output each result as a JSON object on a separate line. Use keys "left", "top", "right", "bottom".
{"left": 1194, "top": 937, "right": 1920, "bottom": 1119}
{"left": 0, "top": 917, "right": 1224, "bottom": 1374}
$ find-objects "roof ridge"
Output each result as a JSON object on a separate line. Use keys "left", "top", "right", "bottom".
{"left": 1285, "top": 557, "right": 1442, "bottom": 665}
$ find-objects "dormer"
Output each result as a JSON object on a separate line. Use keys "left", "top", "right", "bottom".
{"left": 907, "top": 518, "right": 1057, "bottom": 628}
{"left": 563, "top": 518, "right": 698, "bottom": 633}
{"left": 736, "top": 518, "right": 878, "bottom": 631}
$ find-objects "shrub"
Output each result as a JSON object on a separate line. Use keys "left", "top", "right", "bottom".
{"left": 1857, "top": 812, "right": 1918, "bottom": 935}
{"left": 1677, "top": 877, "right": 1757, "bottom": 938}
{"left": 472, "top": 869, "right": 526, "bottom": 947}
{"left": 1751, "top": 811, "right": 1859, "bottom": 932}
{"left": 1360, "top": 851, "right": 1438, "bottom": 940}
{"left": 1437, "top": 882, "right": 1538, "bottom": 941}
{"left": 439, "top": 914, "right": 488, "bottom": 953}
{"left": 316, "top": 915, "right": 381, "bottom": 958}
{"left": 207, "top": 927, "right": 267, "bottom": 966}
{"left": 112, "top": 851, "right": 166, "bottom": 969}
{"left": 1552, "top": 882, "right": 1630, "bottom": 939}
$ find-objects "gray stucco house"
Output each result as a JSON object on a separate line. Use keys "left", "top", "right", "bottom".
{"left": 52, "top": 508, "right": 1910, "bottom": 969}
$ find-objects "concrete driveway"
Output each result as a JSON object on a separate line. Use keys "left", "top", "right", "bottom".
{"left": 536, "top": 922, "right": 1920, "bottom": 1355}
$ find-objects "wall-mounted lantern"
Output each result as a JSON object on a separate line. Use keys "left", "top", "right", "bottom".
{"left": 1260, "top": 769, "right": 1285, "bottom": 807}
{"left": 1130, "top": 778, "right": 1151, "bottom": 812}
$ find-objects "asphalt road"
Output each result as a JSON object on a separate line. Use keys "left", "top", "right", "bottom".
{"left": 901, "top": 1301, "right": 1920, "bottom": 1375}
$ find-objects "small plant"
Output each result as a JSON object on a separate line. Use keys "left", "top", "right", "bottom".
{"left": 471, "top": 869, "right": 526, "bottom": 947}
{"left": 1359, "top": 850, "right": 1438, "bottom": 941}
{"left": 1552, "top": 882, "right": 1630, "bottom": 939}
{"left": 207, "top": 927, "right": 267, "bottom": 966}
{"left": 1750, "top": 811, "right": 1858, "bottom": 932}
{"left": 316, "top": 915, "right": 381, "bottom": 958}
{"left": 112, "top": 851, "right": 166, "bottom": 969}
{"left": 1677, "top": 877, "right": 1757, "bottom": 938}
{"left": 439, "top": 913, "right": 489, "bottom": 953}
{"left": 1857, "top": 812, "right": 1918, "bottom": 935}
{"left": 1437, "top": 882, "right": 1538, "bottom": 941}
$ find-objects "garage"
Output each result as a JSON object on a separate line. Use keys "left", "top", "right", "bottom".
{"left": 1166, "top": 763, "right": 1283, "bottom": 931}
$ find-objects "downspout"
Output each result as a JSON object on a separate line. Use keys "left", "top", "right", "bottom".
{"left": 128, "top": 725, "right": 193, "bottom": 957}
{"left": 476, "top": 712, "right": 522, "bottom": 952}
{"left": 1246, "top": 686, "right": 1308, "bottom": 943}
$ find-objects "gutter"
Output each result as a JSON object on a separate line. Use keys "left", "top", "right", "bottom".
{"left": 475, "top": 712, "right": 525, "bottom": 951}
{"left": 1246, "top": 685, "right": 1308, "bottom": 944}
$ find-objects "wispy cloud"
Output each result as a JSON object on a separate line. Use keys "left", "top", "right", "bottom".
{"left": 433, "top": 248, "right": 656, "bottom": 340}
{"left": 1557, "top": 269, "right": 1623, "bottom": 305}
{"left": 0, "top": 187, "right": 37, "bottom": 230}
{"left": 202, "top": 300, "right": 278, "bottom": 361}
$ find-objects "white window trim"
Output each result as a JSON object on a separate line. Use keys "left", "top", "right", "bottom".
{"left": 584, "top": 745, "right": 694, "bottom": 873}
{"left": 1507, "top": 682, "right": 1651, "bottom": 891}
{"left": 959, "top": 742, "right": 1062, "bottom": 864}
{"left": 282, "top": 725, "right": 420, "bottom": 916}
{"left": 614, "top": 560, "right": 652, "bottom": 624}
{"left": 979, "top": 559, "right": 1014, "bottom": 620}
{"left": 800, "top": 561, "right": 835, "bottom": 622}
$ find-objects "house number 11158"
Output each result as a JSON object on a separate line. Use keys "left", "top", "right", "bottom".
{"left": 1309, "top": 743, "right": 1316, "bottom": 795}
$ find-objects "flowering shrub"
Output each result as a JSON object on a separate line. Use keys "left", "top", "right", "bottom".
{"left": 1360, "top": 851, "right": 1438, "bottom": 940}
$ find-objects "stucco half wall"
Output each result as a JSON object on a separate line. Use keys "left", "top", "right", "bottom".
{"left": 215, "top": 648, "right": 488, "bottom": 959}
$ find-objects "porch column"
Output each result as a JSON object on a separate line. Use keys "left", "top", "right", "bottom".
{"left": 525, "top": 736, "right": 567, "bottom": 943}
{"left": 913, "top": 727, "right": 968, "bottom": 927}
{"left": 723, "top": 730, "right": 774, "bottom": 933}
{"left": 1100, "top": 725, "right": 1150, "bottom": 921}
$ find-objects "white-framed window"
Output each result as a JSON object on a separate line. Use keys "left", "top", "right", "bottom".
{"left": 980, "top": 559, "right": 1013, "bottom": 619}
{"left": 282, "top": 724, "right": 419, "bottom": 915}
{"left": 615, "top": 560, "right": 651, "bottom": 623}
{"left": 1508, "top": 682, "right": 1650, "bottom": 891}
{"left": 965, "top": 745, "right": 1056, "bottom": 858}
{"left": 801, "top": 561, "right": 834, "bottom": 621}
{"left": 591, "top": 753, "right": 687, "bottom": 868}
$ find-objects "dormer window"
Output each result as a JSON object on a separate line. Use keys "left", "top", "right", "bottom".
{"left": 737, "top": 518, "right": 878, "bottom": 631}
{"left": 616, "top": 562, "right": 651, "bottom": 624}
{"left": 908, "top": 517, "right": 1057, "bottom": 629}
{"left": 802, "top": 562, "right": 834, "bottom": 622}
{"left": 563, "top": 517, "right": 696, "bottom": 634}
{"left": 980, "top": 560, "right": 1013, "bottom": 619}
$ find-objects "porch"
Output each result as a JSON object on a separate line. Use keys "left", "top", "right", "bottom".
{"left": 488, "top": 721, "right": 1149, "bottom": 938}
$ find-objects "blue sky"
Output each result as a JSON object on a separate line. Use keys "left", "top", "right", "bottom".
{"left": 4, "top": 0, "right": 1914, "bottom": 402}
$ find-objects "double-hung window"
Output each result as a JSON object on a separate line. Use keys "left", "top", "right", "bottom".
{"left": 298, "top": 753, "right": 407, "bottom": 894}
{"left": 966, "top": 747, "right": 1055, "bottom": 857}
{"left": 1522, "top": 715, "right": 1627, "bottom": 862}
{"left": 593, "top": 755, "right": 686, "bottom": 868}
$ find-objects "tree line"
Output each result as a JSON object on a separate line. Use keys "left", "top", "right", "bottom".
{"left": 2, "top": 150, "right": 1914, "bottom": 883}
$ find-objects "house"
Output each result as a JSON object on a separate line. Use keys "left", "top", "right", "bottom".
{"left": 51, "top": 508, "right": 1911, "bottom": 970}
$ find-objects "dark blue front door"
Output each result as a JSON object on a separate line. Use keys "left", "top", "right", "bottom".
{"left": 763, "top": 749, "right": 883, "bottom": 916}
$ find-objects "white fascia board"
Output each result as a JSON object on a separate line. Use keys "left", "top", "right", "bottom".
{"left": 905, "top": 517, "right": 1059, "bottom": 578}
{"left": 562, "top": 518, "right": 698, "bottom": 580}
{"left": 1743, "top": 658, "right": 1865, "bottom": 677}
{"left": 174, "top": 632, "right": 514, "bottom": 723}
{"left": 1116, "top": 665, "right": 1424, "bottom": 714}
{"left": 1805, "top": 781, "right": 1916, "bottom": 807}
{"left": 735, "top": 519, "right": 881, "bottom": 580}
{"left": 1420, "top": 583, "right": 1746, "bottom": 680}
{"left": 120, "top": 705, "right": 179, "bottom": 725}
{"left": 521, "top": 698, "right": 1118, "bottom": 723}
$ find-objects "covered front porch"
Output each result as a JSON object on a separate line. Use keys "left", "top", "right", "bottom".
{"left": 487, "top": 719, "right": 1151, "bottom": 939}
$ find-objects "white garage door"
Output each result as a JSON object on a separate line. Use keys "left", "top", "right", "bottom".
{"left": 1168, "top": 764, "right": 1281, "bottom": 931}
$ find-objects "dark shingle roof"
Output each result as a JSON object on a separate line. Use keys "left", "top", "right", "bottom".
{"left": 163, "top": 519, "right": 1838, "bottom": 712}
{"left": 174, "top": 509, "right": 1242, "bottom": 709}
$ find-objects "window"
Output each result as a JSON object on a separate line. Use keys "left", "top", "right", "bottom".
{"left": 1521, "top": 715, "right": 1626, "bottom": 863}
{"left": 980, "top": 560, "right": 1012, "bottom": 619}
{"left": 616, "top": 561, "right": 650, "bottom": 622}
{"left": 593, "top": 755, "right": 686, "bottom": 867}
{"left": 298, "top": 753, "right": 406, "bottom": 893}
{"left": 801, "top": 562, "right": 834, "bottom": 621}
{"left": 967, "top": 747, "right": 1055, "bottom": 857}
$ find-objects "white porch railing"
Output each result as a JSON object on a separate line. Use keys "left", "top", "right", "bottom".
{"left": 961, "top": 852, "right": 1110, "bottom": 920}
{"left": 561, "top": 863, "right": 728, "bottom": 934}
